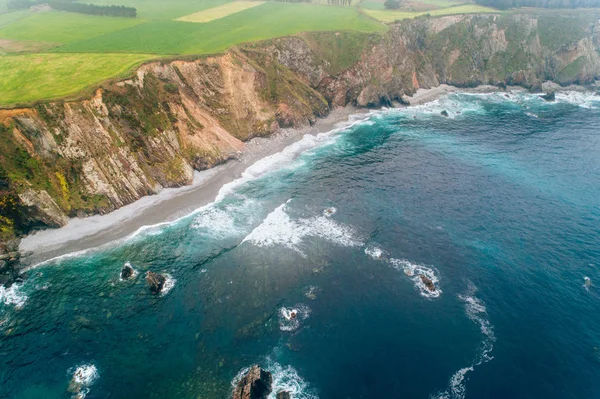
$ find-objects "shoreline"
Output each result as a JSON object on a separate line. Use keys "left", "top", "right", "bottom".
{"left": 20, "top": 106, "right": 365, "bottom": 268}
{"left": 18, "top": 81, "right": 596, "bottom": 269}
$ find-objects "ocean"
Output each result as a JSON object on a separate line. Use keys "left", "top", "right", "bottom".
{"left": 1, "top": 91, "right": 599, "bottom": 399}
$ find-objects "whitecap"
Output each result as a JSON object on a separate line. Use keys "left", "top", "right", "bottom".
{"left": 160, "top": 274, "right": 176, "bottom": 296}
{"left": 390, "top": 258, "right": 441, "bottom": 298}
{"left": 0, "top": 283, "right": 28, "bottom": 309}
{"left": 555, "top": 91, "right": 600, "bottom": 109}
{"left": 278, "top": 304, "right": 310, "bottom": 332}
{"left": 304, "top": 286, "right": 319, "bottom": 300}
{"left": 242, "top": 203, "right": 362, "bottom": 255}
{"left": 68, "top": 364, "right": 98, "bottom": 399}
{"left": 266, "top": 360, "right": 319, "bottom": 399}
{"left": 433, "top": 284, "right": 495, "bottom": 399}
{"left": 584, "top": 276, "right": 592, "bottom": 291}
{"left": 364, "top": 245, "right": 388, "bottom": 261}
{"left": 322, "top": 207, "right": 337, "bottom": 217}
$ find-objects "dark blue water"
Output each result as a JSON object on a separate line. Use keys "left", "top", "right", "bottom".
{"left": 1, "top": 91, "right": 600, "bottom": 399}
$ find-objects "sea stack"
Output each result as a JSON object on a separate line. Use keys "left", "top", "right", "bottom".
{"left": 540, "top": 92, "right": 556, "bottom": 102}
{"left": 121, "top": 263, "right": 134, "bottom": 280}
{"left": 146, "top": 271, "right": 165, "bottom": 295}
{"left": 276, "top": 392, "right": 291, "bottom": 399}
{"left": 232, "top": 365, "right": 272, "bottom": 399}
{"left": 419, "top": 275, "right": 436, "bottom": 292}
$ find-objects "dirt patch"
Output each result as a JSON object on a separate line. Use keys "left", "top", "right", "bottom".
{"left": 0, "top": 38, "right": 58, "bottom": 54}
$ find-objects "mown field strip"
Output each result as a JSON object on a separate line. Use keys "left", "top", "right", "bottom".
{"left": 364, "top": 4, "right": 499, "bottom": 22}
{"left": 176, "top": 1, "right": 265, "bottom": 23}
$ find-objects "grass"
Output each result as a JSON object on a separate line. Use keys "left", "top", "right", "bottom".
{"left": 0, "top": 11, "right": 144, "bottom": 44}
{"left": 364, "top": 4, "right": 499, "bottom": 22}
{"left": 0, "top": 53, "right": 154, "bottom": 105}
{"left": 176, "top": 1, "right": 265, "bottom": 23}
{"left": 57, "top": 2, "right": 385, "bottom": 54}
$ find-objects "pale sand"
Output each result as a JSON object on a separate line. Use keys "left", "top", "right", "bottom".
{"left": 20, "top": 106, "right": 364, "bottom": 268}
{"left": 405, "top": 84, "right": 502, "bottom": 105}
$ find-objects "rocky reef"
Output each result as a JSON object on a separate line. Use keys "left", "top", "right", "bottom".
{"left": 232, "top": 365, "right": 291, "bottom": 399}
{"left": 2, "top": 12, "right": 600, "bottom": 280}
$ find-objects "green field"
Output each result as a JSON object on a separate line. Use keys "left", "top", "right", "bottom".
{"left": 364, "top": 4, "right": 499, "bottom": 21}
{"left": 0, "top": 0, "right": 501, "bottom": 107}
{"left": 0, "top": 53, "right": 153, "bottom": 104}
{"left": 57, "top": 2, "right": 384, "bottom": 54}
{"left": 0, "top": 11, "right": 143, "bottom": 44}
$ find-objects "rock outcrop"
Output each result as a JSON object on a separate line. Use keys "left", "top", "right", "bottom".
{"left": 419, "top": 275, "right": 436, "bottom": 293}
{"left": 232, "top": 365, "right": 273, "bottom": 399}
{"left": 121, "top": 263, "right": 134, "bottom": 280}
{"left": 145, "top": 271, "right": 165, "bottom": 295}
{"left": 276, "top": 391, "right": 291, "bottom": 399}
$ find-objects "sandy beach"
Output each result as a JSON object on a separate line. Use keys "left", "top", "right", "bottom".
{"left": 20, "top": 106, "right": 365, "bottom": 268}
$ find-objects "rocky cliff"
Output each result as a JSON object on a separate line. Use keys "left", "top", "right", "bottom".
{"left": 1, "top": 11, "right": 599, "bottom": 279}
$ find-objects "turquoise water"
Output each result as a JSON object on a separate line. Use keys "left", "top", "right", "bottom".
{"left": 2, "top": 91, "right": 600, "bottom": 399}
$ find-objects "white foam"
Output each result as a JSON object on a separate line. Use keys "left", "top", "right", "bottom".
{"left": 160, "top": 274, "right": 176, "bottom": 296}
{"left": 0, "top": 283, "right": 28, "bottom": 309}
{"left": 68, "top": 364, "right": 98, "bottom": 399}
{"left": 555, "top": 91, "right": 600, "bottom": 109}
{"left": 278, "top": 304, "right": 311, "bottom": 332}
{"left": 243, "top": 203, "right": 362, "bottom": 255}
{"left": 191, "top": 198, "right": 259, "bottom": 238}
{"left": 364, "top": 245, "right": 388, "bottom": 261}
{"left": 322, "top": 207, "right": 337, "bottom": 217}
{"left": 266, "top": 360, "right": 319, "bottom": 399}
{"left": 433, "top": 284, "right": 495, "bottom": 399}
{"left": 390, "top": 258, "right": 441, "bottom": 298}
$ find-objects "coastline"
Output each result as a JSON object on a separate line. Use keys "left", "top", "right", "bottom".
{"left": 20, "top": 106, "right": 365, "bottom": 268}
{"left": 18, "top": 81, "right": 593, "bottom": 269}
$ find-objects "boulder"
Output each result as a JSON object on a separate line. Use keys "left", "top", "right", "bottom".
{"left": 0, "top": 254, "right": 9, "bottom": 261}
{"left": 419, "top": 275, "right": 436, "bottom": 292}
{"left": 121, "top": 264, "right": 134, "bottom": 280}
{"left": 232, "top": 365, "right": 272, "bottom": 399}
{"left": 145, "top": 271, "right": 165, "bottom": 295}
{"left": 440, "top": 110, "right": 449, "bottom": 117}
{"left": 540, "top": 92, "right": 555, "bottom": 102}
{"left": 6, "top": 238, "right": 20, "bottom": 252}
{"left": 0, "top": 260, "right": 8, "bottom": 272}
{"left": 8, "top": 252, "right": 20, "bottom": 260}
{"left": 276, "top": 392, "right": 291, "bottom": 399}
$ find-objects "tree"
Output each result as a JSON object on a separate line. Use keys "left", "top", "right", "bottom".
{"left": 384, "top": 0, "right": 401, "bottom": 8}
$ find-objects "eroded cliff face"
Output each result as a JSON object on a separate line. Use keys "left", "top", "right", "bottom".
{"left": 1, "top": 12, "right": 599, "bottom": 254}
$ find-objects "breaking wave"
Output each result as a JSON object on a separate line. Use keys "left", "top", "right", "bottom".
{"left": 0, "top": 283, "right": 28, "bottom": 309}
{"left": 160, "top": 274, "right": 176, "bottom": 296}
{"left": 68, "top": 363, "right": 98, "bottom": 399}
{"left": 266, "top": 359, "right": 319, "bottom": 399}
{"left": 242, "top": 203, "right": 362, "bottom": 256}
{"left": 433, "top": 283, "right": 496, "bottom": 399}
{"left": 390, "top": 258, "right": 441, "bottom": 298}
{"left": 278, "top": 304, "right": 311, "bottom": 332}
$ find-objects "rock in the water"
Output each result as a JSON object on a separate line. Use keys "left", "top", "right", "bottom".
{"left": 440, "top": 110, "right": 449, "bottom": 117}
{"left": 121, "top": 264, "right": 134, "bottom": 280}
{"left": 232, "top": 365, "right": 272, "bottom": 399}
{"left": 276, "top": 391, "right": 291, "bottom": 399}
{"left": 146, "top": 271, "right": 165, "bottom": 295}
{"left": 540, "top": 92, "right": 555, "bottom": 102}
{"left": 419, "top": 275, "right": 436, "bottom": 292}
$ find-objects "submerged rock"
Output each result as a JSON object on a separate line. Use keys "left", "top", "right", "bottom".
{"left": 232, "top": 365, "right": 272, "bottom": 399}
{"left": 540, "top": 92, "right": 555, "bottom": 102}
{"left": 440, "top": 110, "right": 449, "bottom": 117}
{"left": 276, "top": 391, "right": 291, "bottom": 399}
{"left": 146, "top": 271, "right": 165, "bottom": 295}
{"left": 419, "top": 275, "right": 436, "bottom": 292}
{"left": 121, "top": 263, "right": 134, "bottom": 280}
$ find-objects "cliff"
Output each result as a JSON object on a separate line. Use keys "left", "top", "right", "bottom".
{"left": 1, "top": 11, "right": 599, "bottom": 279}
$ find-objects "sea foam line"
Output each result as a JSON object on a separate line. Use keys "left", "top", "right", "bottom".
{"left": 0, "top": 282, "right": 28, "bottom": 310}
{"left": 433, "top": 283, "right": 495, "bottom": 399}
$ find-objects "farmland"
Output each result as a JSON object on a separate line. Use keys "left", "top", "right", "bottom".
{"left": 0, "top": 0, "right": 391, "bottom": 106}
{"left": 0, "top": 0, "right": 508, "bottom": 107}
